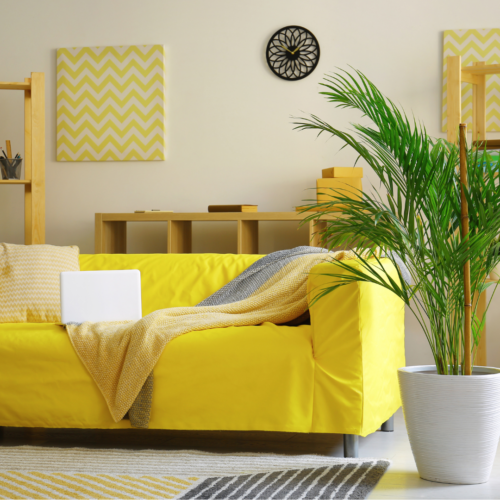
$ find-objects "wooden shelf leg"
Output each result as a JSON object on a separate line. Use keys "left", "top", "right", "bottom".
{"left": 95, "top": 213, "right": 104, "bottom": 253}
{"left": 447, "top": 55, "right": 462, "bottom": 145}
{"left": 24, "top": 182, "right": 33, "bottom": 244}
{"left": 472, "top": 61, "right": 487, "bottom": 143}
{"left": 95, "top": 215, "right": 127, "bottom": 254}
{"left": 105, "top": 222, "right": 127, "bottom": 254}
{"left": 309, "top": 220, "right": 327, "bottom": 248}
{"left": 237, "top": 220, "right": 259, "bottom": 254}
{"left": 168, "top": 221, "right": 192, "bottom": 253}
{"left": 472, "top": 61, "right": 487, "bottom": 365}
{"left": 475, "top": 290, "right": 487, "bottom": 366}
{"left": 30, "top": 72, "right": 45, "bottom": 244}
{"left": 24, "top": 77, "right": 33, "bottom": 244}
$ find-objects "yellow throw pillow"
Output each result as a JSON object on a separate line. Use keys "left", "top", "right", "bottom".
{"left": 0, "top": 243, "right": 80, "bottom": 323}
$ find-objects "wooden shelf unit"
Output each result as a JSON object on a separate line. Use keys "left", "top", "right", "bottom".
{"left": 446, "top": 55, "right": 496, "bottom": 144}
{"left": 0, "top": 73, "right": 45, "bottom": 244}
{"left": 446, "top": 55, "right": 494, "bottom": 366}
{"left": 95, "top": 212, "right": 342, "bottom": 255}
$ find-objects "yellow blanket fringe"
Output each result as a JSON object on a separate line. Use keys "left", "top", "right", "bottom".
{"left": 66, "top": 250, "right": 361, "bottom": 427}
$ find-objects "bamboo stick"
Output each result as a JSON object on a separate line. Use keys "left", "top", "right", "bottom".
{"left": 460, "top": 124, "right": 472, "bottom": 375}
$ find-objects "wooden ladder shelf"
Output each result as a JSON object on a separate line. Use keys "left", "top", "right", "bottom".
{"left": 446, "top": 56, "right": 496, "bottom": 366}
{"left": 0, "top": 73, "right": 45, "bottom": 244}
{"left": 446, "top": 56, "right": 500, "bottom": 144}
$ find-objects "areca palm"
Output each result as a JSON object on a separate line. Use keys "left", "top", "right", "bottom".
{"left": 295, "top": 69, "right": 500, "bottom": 375}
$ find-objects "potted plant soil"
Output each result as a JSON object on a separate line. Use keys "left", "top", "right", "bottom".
{"left": 295, "top": 70, "right": 500, "bottom": 484}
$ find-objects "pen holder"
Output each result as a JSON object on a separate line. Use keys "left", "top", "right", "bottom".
{"left": 0, "top": 158, "right": 23, "bottom": 180}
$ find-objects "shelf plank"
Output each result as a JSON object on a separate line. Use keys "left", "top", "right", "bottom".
{"left": 0, "top": 180, "right": 31, "bottom": 184}
{"left": 473, "top": 139, "right": 500, "bottom": 150}
{"left": 0, "top": 82, "right": 31, "bottom": 90}
{"left": 99, "top": 211, "right": 343, "bottom": 222}
{"left": 461, "top": 72, "right": 481, "bottom": 85}
{"left": 462, "top": 64, "right": 500, "bottom": 76}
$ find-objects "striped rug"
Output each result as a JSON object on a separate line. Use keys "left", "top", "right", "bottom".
{"left": 0, "top": 447, "right": 389, "bottom": 499}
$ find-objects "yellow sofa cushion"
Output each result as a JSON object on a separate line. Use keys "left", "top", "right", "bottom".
{"left": 0, "top": 243, "right": 80, "bottom": 323}
{"left": 0, "top": 322, "right": 314, "bottom": 431}
{"left": 79, "top": 253, "right": 262, "bottom": 315}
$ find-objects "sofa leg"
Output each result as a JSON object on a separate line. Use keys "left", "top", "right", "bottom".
{"left": 381, "top": 415, "right": 394, "bottom": 432}
{"left": 0, "top": 427, "right": 4, "bottom": 441}
{"left": 343, "top": 434, "right": 359, "bottom": 458}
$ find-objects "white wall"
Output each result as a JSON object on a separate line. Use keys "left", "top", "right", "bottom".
{"left": 0, "top": 0, "right": 498, "bottom": 367}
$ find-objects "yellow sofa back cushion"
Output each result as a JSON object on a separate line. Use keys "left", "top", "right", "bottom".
{"left": 79, "top": 254, "right": 262, "bottom": 316}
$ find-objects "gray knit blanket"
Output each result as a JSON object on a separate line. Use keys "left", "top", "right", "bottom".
{"left": 197, "top": 246, "right": 330, "bottom": 307}
{"left": 198, "top": 246, "right": 410, "bottom": 309}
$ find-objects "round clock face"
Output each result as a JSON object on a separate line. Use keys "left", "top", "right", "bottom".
{"left": 266, "top": 26, "right": 320, "bottom": 81}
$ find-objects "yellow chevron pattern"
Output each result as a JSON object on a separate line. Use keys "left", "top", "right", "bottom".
{"left": 442, "top": 29, "right": 500, "bottom": 132}
{"left": 0, "top": 243, "right": 80, "bottom": 323}
{"left": 0, "top": 471, "right": 199, "bottom": 499}
{"left": 57, "top": 45, "right": 166, "bottom": 161}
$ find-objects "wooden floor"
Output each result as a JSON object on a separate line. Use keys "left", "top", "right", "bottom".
{"left": 1, "top": 409, "right": 499, "bottom": 499}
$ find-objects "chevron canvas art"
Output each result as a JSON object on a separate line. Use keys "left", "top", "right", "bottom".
{"left": 57, "top": 45, "right": 165, "bottom": 161}
{"left": 442, "top": 29, "right": 500, "bottom": 132}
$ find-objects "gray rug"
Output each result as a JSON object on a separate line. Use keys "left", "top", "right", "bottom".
{"left": 0, "top": 446, "right": 390, "bottom": 499}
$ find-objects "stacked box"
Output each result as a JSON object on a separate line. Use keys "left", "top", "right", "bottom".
{"left": 316, "top": 167, "right": 363, "bottom": 210}
{"left": 321, "top": 167, "right": 363, "bottom": 179}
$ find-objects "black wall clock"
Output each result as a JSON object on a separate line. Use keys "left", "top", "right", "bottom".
{"left": 266, "top": 26, "right": 320, "bottom": 81}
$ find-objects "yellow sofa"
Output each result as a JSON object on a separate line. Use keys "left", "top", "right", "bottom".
{"left": 0, "top": 253, "right": 405, "bottom": 454}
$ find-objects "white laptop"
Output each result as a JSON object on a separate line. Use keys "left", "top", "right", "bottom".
{"left": 60, "top": 270, "right": 142, "bottom": 324}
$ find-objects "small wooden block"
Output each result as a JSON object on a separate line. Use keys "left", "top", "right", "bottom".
{"left": 295, "top": 206, "right": 332, "bottom": 212}
{"left": 208, "top": 205, "right": 258, "bottom": 213}
{"left": 322, "top": 167, "right": 363, "bottom": 178}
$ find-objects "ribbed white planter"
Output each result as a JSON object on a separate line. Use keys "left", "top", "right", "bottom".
{"left": 398, "top": 365, "right": 500, "bottom": 484}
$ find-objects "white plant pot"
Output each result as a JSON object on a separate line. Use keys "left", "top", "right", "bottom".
{"left": 398, "top": 365, "right": 500, "bottom": 484}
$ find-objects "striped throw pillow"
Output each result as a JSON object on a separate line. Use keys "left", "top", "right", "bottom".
{"left": 0, "top": 243, "right": 80, "bottom": 323}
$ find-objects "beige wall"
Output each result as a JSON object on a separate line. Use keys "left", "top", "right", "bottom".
{"left": 0, "top": 0, "right": 499, "bottom": 367}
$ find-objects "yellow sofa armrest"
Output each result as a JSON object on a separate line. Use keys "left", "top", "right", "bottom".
{"left": 307, "top": 258, "right": 405, "bottom": 436}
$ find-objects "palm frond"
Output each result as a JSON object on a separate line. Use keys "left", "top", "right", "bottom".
{"left": 295, "top": 69, "right": 500, "bottom": 375}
